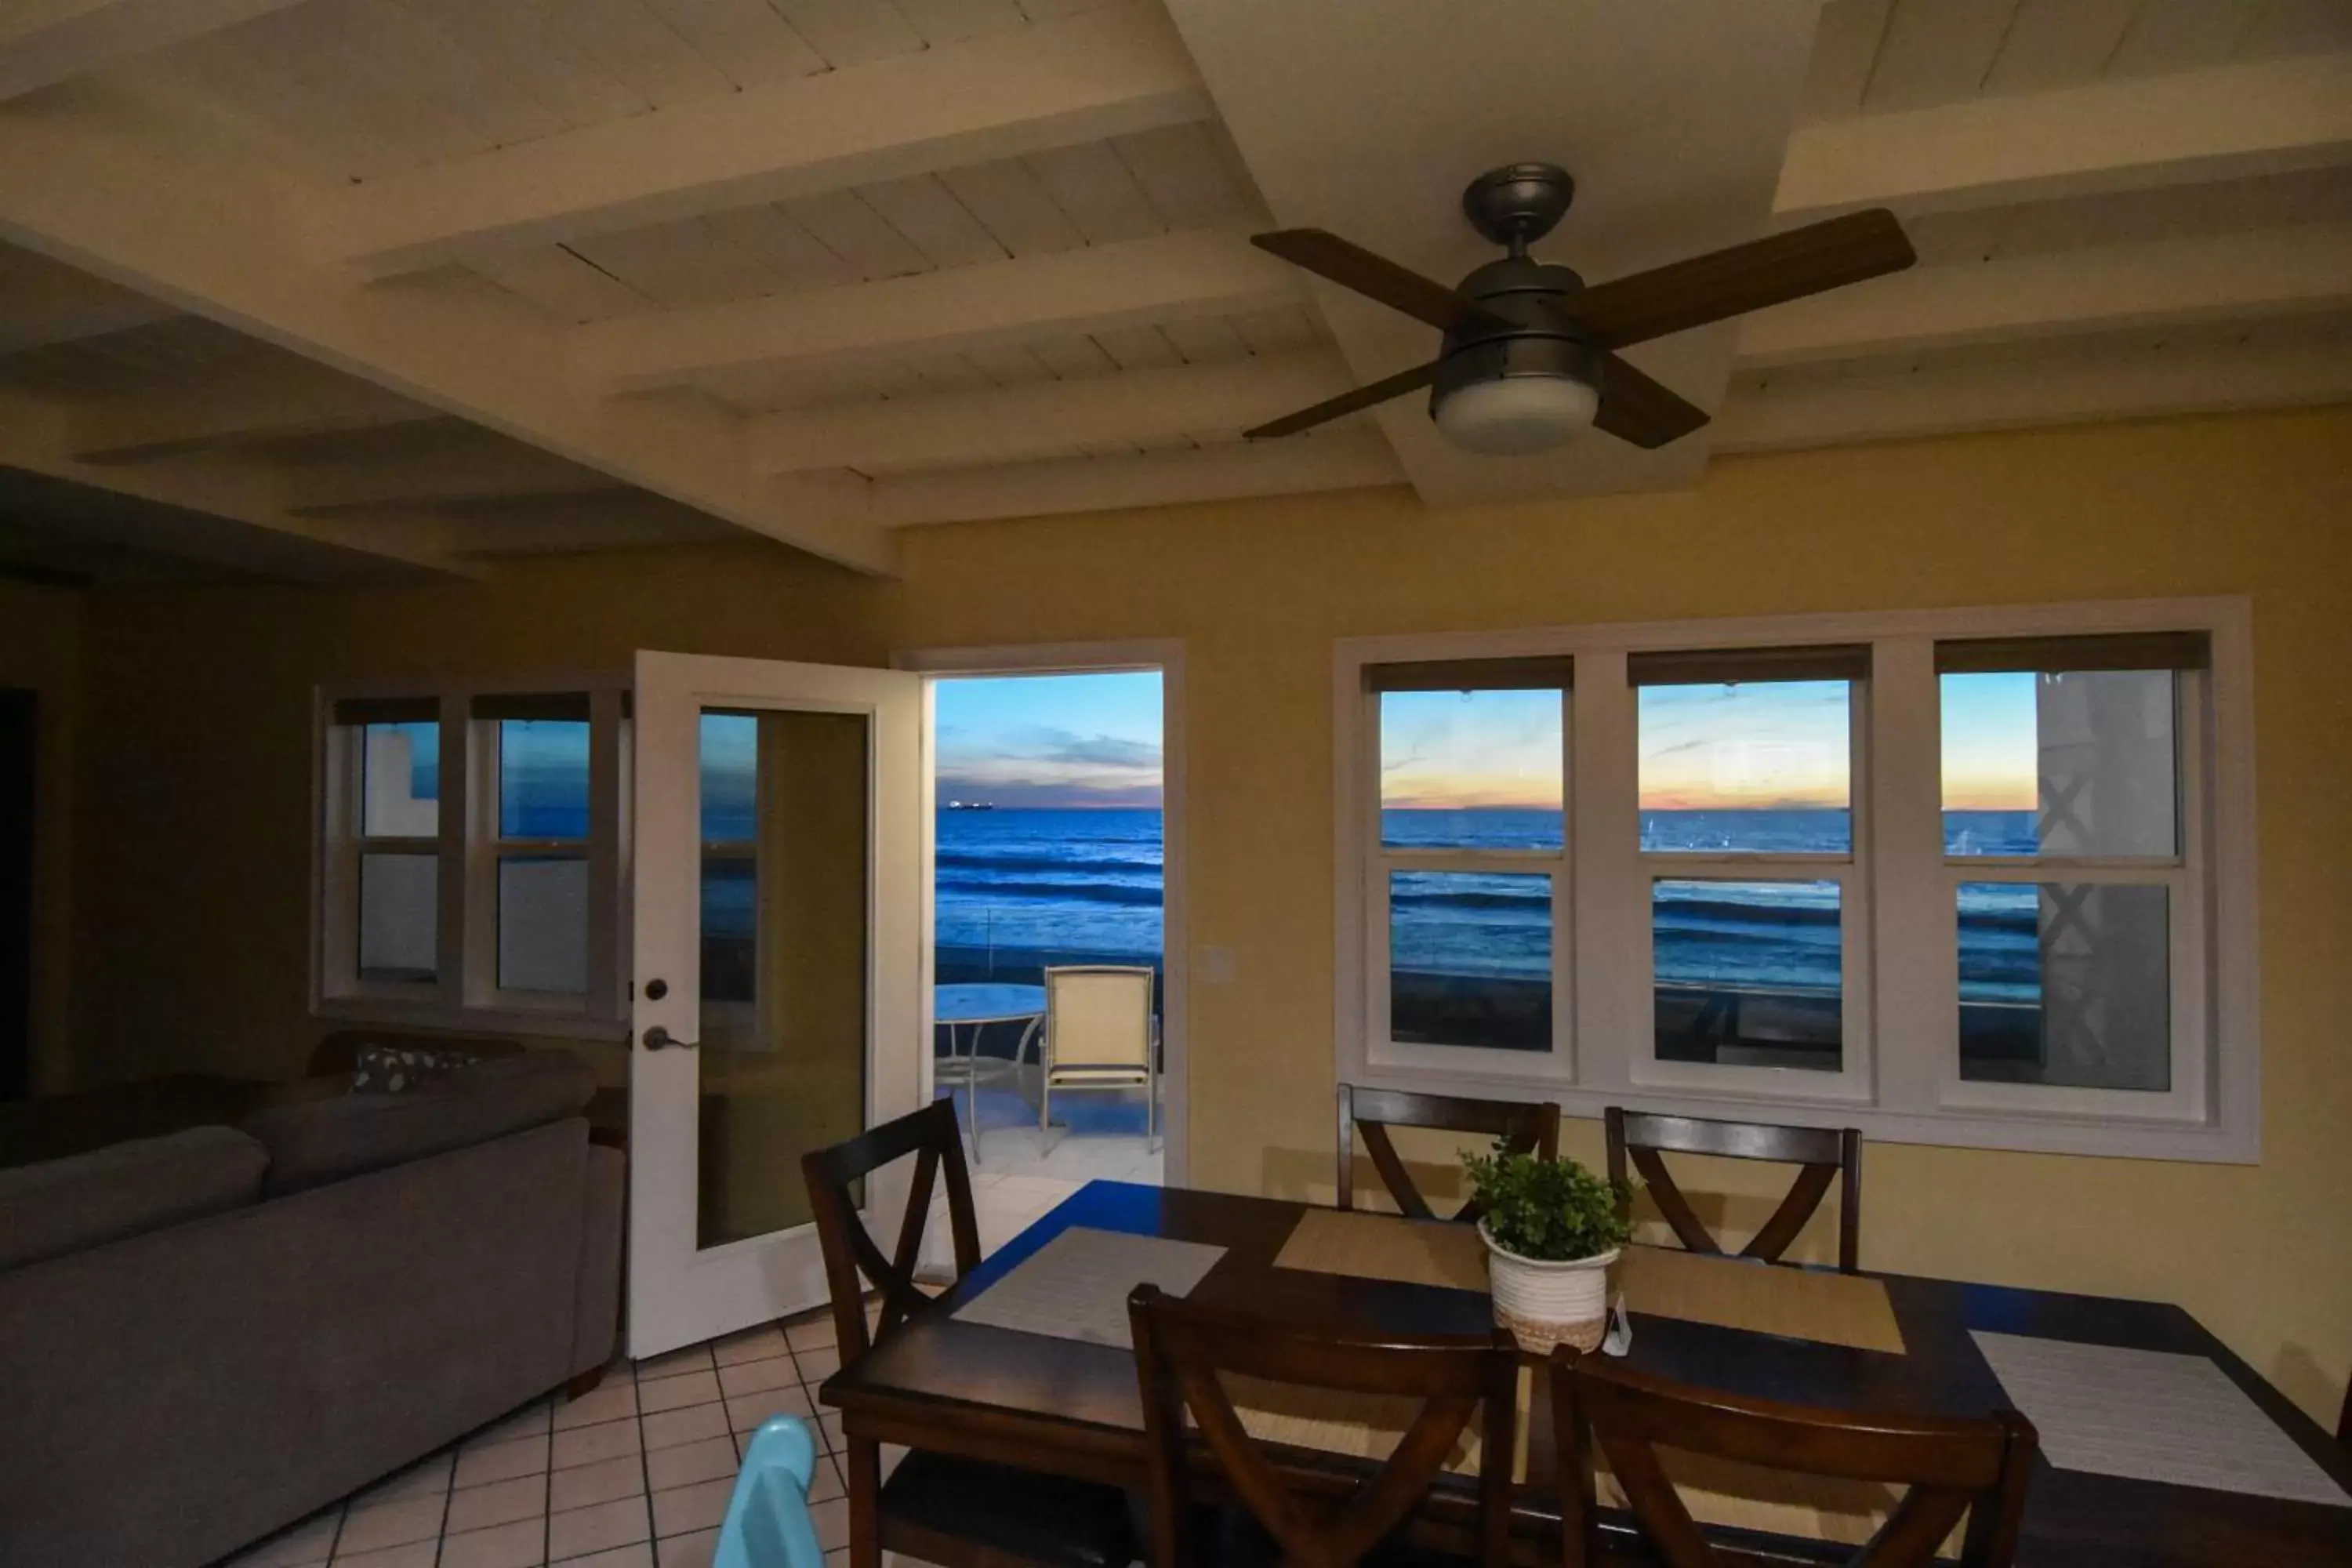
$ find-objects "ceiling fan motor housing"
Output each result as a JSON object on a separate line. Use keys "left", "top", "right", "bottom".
{"left": 1429, "top": 255, "right": 1604, "bottom": 413}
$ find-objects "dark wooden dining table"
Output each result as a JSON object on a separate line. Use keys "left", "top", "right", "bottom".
{"left": 818, "top": 1179, "right": 2352, "bottom": 1566}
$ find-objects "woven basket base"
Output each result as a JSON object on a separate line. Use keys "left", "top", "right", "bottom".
{"left": 1495, "top": 1300, "right": 1606, "bottom": 1354}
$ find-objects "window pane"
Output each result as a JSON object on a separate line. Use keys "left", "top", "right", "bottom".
{"left": 358, "top": 851, "right": 437, "bottom": 983}
{"left": 1653, "top": 879, "right": 1841, "bottom": 1071}
{"left": 499, "top": 718, "right": 590, "bottom": 840}
{"left": 1388, "top": 870, "right": 1550, "bottom": 1051}
{"left": 701, "top": 711, "right": 757, "bottom": 843}
{"left": 1959, "top": 882, "right": 2170, "bottom": 1090}
{"left": 695, "top": 707, "right": 870, "bottom": 1250}
{"left": 361, "top": 720, "right": 437, "bottom": 837}
{"left": 1941, "top": 670, "right": 2177, "bottom": 858}
{"left": 1638, "top": 681, "right": 1850, "bottom": 854}
{"left": 1379, "top": 689, "right": 1563, "bottom": 850}
{"left": 701, "top": 855, "right": 755, "bottom": 1006}
{"left": 498, "top": 854, "right": 587, "bottom": 994}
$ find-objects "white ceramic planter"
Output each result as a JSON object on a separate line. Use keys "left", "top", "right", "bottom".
{"left": 1478, "top": 1222, "right": 1617, "bottom": 1353}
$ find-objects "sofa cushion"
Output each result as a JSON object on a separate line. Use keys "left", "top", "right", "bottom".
{"left": 0, "top": 1125, "right": 267, "bottom": 1270}
{"left": 245, "top": 1051, "right": 597, "bottom": 1196}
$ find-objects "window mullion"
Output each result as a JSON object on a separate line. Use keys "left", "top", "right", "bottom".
{"left": 1871, "top": 637, "right": 1947, "bottom": 1116}
{"left": 439, "top": 687, "right": 474, "bottom": 1013}
{"left": 1571, "top": 649, "right": 1638, "bottom": 1095}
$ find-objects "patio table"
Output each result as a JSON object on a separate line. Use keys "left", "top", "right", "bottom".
{"left": 931, "top": 982, "right": 1046, "bottom": 1164}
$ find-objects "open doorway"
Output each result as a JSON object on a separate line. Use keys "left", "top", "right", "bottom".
{"left": 921, "top": 659, "right": 1174, "bottom": 1249}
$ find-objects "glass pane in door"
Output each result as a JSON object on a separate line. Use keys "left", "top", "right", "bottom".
{"left": 695, "top": 708, "right": 869, "bottom": 1250}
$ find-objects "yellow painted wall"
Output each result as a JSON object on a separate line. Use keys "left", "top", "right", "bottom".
{"left": 64, "top": 406, "right": 2352, "bottom": 1421}
{"left": 0, "top": 576, "right": 78, "bottom": 1092}
{"left": 67, "top": 545, "right": 884, "bottom": 1089}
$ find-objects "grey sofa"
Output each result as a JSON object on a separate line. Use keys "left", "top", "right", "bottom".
{"left": 0, "top": 1051, "right": 623, "bottom": 1568}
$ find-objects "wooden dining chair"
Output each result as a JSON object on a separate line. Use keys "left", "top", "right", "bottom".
{"left": 1552, "top": 1352, "right": 2039, "bottom": 1568}
{"left": 1127, "top": 1283, "right": 1519, "bottom": 1567}
{"left": 1339, "top": 1084, "right": 1561, "bottom": 1222}
{"left": 1605, "top": 1107, "right": 1864, "bottom": 1272}
{"left": 800, "top": 1101, "right": 1138, "bottom": 1568}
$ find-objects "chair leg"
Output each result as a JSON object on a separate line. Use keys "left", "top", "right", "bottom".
{"left": 1040, "top": 1078, "right": 1051, "bottom": 1132}
{"left": 846, "top": 1435, "right": 882, "bottom": 1568}
{"left": 1146, "top": 1068, "right": 1157, "bottom": 1147}
{"left": 965, "top": 1073, "right": 982, "bottom": 1167}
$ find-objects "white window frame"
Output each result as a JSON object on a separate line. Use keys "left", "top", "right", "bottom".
{"left": 1334, "top": 597, "right": 2259, "bottom": 1164}
{"left": 313, "top": 673, "right": 632, "bottom": 1039}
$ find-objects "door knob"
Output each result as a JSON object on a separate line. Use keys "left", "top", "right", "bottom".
{"left": 642, "top": 1025, "right": 696, "bottom": 1051}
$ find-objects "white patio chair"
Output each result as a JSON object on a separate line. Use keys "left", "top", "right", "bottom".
{"left": 1038, "top": 964, "right": 1159, "bottom": 1148}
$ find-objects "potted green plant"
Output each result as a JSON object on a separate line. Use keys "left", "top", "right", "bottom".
{"left": 1462, "top": 1142, "right": 1634, "bottom": 1352}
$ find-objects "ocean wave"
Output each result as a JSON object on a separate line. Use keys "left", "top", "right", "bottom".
{"left": 1651, "top": 897, "right": 1842, "bottom": 929}
{"left": 936, "top": 877, "right": 1163, "bottom": 907}
{"left": 936, "top": 851, "right": 1163, "bottom": 876}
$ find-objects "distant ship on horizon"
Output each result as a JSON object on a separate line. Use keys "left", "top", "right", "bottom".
{"left": 943, "top": 800, "right": 997, "bottom": 811}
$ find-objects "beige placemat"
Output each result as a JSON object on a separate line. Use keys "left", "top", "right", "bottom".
{"left": 1973, "top": 1332, "right": 2350, "bottom": 1506}
{"left": 1273, "top": 1210, "right": 1904, "bottom": 1355}
{"left": 952, "top": 1227, "right": 1227, "bottom": 1349}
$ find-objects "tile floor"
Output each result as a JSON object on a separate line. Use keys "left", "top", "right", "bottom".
{"left": 216, "top": 1307, "right": 873, "bottom": 1568}
{"left": 939, "top": 1082, "right": 1164, "bottom": 1187}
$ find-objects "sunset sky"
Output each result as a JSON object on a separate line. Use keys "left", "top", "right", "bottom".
{"left": 1376, "top": 675, "right": 2043, "bottom": 812}
{"left": 935, "top": 671, "right": 1163, "bottom": 808}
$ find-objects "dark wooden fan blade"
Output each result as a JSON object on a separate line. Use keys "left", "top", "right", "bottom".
{"left": 1566, "top": 209, "right": 1915, "bottom": 349}
{"left": 1251, "top": 230, "right": 1509, "bottom": 333}
{"left": 1593, "top": 354, "right": 1709, "bottom": 449}
{"left": 1244, "top": 361, "right": 1438, "bottom": 439}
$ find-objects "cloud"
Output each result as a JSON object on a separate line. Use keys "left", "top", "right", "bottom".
{"left": 935, "top": 724, "right": 1163, "bottom": 808}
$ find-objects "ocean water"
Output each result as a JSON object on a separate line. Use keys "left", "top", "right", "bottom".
{"left": 502, "top": 775, "right": 2044, "bottom": 1006}
{"left": 935, "top": 808, "right": 1164, "bottom": 962}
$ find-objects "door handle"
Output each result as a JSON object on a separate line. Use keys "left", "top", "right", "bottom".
{"left": 641, "top": 1025, "right": 698, "bottom": 1051}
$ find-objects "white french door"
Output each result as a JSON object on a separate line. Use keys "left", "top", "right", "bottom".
{"left": 627, "top": 651, "right": 924, "bottom": 1359}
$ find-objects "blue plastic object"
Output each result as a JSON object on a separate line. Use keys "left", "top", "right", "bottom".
{"left": 712, "top": 1414, "right": 826, "bottom": 1568}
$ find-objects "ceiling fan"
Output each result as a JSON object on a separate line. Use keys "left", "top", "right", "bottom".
{"left": 1245, "top": 163, "right": 1915, "bottom": 456}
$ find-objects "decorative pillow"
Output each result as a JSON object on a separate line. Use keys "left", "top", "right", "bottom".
{"left": 351, "top": 1043, "right": 479, "bottom": 1094}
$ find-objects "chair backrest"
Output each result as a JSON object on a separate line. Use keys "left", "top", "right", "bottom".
{"left": 1605, "top": 1106, "right": 1863, "bottom": 1272}
{"left": 800, "top": 1099, "right": 978, "bottom": 1362}
{"left": 713, "top": 1414, "right": 826, "bottom": 1568}
{"left": 1044, "top": 964, "right": 1156, "bottom": 1069}
{"left": 1127, "top": 1285, "right": 1518, "bottom": 1568}
{"left": 1338, "top": 1083, "right": 1560, "bottom": 1223}
{"left": 1554, "top": 1352, "right": 2038, "bottom": 1568}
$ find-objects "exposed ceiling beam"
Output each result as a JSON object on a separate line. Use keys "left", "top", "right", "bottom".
{"left": 364, "top": 492, "right": 738, "bottom": 559}
{"left": 1777, "top": 53, "right": 2352, "bottom": 219}
{"left": 1738, "top": 224, "right": 2352, "bottom": 368}
{"left": 282, "top": 441, "right": 622, "bottom": 514}
{"left": 318, "top": 1, "right": 1211, "bottom": 278}
{"left": 0, "top": 242, "right": 173, "bottom": 352}
{"left": 863, "top": 425, "right": 1403, "bottom": 527}
{"left": 70, "top": 372, "right": 438, "bottom": 459}
{"left": 0, "top": 386, "right": 478, "bottom": 579}
{"left": 0, "top": 0, "right": 311, "bottom": 101}
{"left": 1717, "top": 331, "right": 2352, "bottom": 455}
{"left": 576, "top": 229, "right": 1300, "bottom": 391}
{"left": 0, "top": 80, "right": 895, "bottom": 573}
{"left": 748, "top": 350, "right": 1352, "bottom": 474}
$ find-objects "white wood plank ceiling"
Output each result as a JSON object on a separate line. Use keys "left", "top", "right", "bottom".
{"left": 0, "top": 0, "right": 2344, "bottom": 580}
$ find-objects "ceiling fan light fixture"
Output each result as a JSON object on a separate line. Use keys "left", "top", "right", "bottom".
{"left": 1431, "top": 372, "right": 1599, "bottom": 456}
